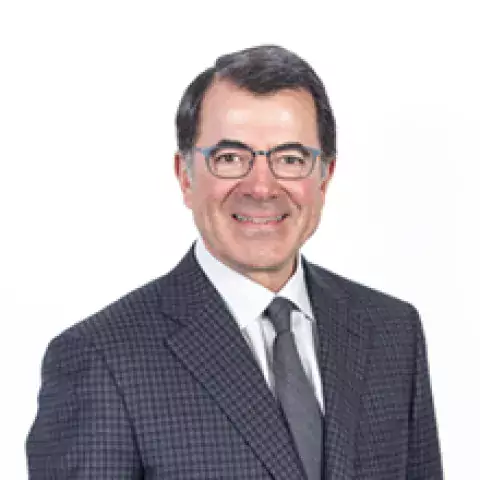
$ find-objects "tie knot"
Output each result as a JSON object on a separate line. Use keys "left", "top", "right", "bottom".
{"left": 265, "top": 297, "right": 296, "bottom": 334}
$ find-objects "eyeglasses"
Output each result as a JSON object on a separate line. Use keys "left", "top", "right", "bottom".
{"left": 194, "top": 139, "right": 324, "bottom": 180}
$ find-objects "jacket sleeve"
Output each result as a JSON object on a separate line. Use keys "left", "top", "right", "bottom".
{"left": 407, "top": 308, "right": 444, "bottom": 479}
{"left": 26, "top": 331, "right": 143, "bottom": 479}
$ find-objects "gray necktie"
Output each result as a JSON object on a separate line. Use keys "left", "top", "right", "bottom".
{"left": 266, "top": 297, "right": 324, "bottom": 480}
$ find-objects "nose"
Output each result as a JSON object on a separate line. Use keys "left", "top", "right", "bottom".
{"left": 238, "top": 154, "right": 280, "bottom": 199}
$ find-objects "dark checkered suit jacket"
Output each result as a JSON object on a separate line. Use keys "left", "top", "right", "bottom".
{"left": 26, "top": 246, "right": 443, "bottom": 479}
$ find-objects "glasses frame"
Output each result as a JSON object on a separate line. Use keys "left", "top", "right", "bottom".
{"left": 194, "top": 141, "right": 325, "bottom": 180}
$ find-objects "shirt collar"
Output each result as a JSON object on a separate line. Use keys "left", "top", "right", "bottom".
{"left": 194, "top": 237, "right": 314, "bottom": 329}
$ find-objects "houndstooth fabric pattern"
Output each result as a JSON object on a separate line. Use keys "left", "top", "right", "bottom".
{"left": 26, "top": 245, "right": 443, "bottom": 479}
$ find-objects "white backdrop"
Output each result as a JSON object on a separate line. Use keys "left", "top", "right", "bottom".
{"left": 1, "top": 1, "right": 478, "bottom": 478}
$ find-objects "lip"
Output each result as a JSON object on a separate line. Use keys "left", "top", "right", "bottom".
{"left": 231, "top": 213, "right": 289, "bottom": 227}
{"left": 233, "top": 213, "right": 286, "bottom": 218}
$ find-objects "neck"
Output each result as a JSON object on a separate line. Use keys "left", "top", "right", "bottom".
{"left": 222, "top": 254, "right": 297, "bottom": 293}
{"left": 243, "top": 268, "right": 295, "bottom": 293}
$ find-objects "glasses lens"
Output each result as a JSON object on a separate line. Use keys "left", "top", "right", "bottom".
{"left": 270, "top": 147, "right": 314, "bottom": 178}
{"left": 208, "top": 147, "right": 252, "bottom": 178}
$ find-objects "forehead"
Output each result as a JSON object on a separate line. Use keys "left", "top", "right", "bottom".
{"left": 198, "top": 79, "right": 319, "bottom": 146}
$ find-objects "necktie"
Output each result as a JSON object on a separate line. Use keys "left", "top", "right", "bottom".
{"left": 266, "top": 297, "right": 324, "bottom": 480}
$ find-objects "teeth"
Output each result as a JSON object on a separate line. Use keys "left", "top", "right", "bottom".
{"left": 234, "top": 214, "right": 285, "bottom": 224}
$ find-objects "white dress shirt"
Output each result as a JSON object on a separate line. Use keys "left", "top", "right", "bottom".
{"left": 194, "top": 238, "right": 324, "bottom": 413}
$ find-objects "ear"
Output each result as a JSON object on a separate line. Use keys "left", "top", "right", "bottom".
{"left": 174, "top": 152, "right": 193, "bottom": 209}
{"left": 320, "top": 158, "right": 336, "bottom": 195}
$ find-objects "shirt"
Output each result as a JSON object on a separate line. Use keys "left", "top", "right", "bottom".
{"left": 194, "top": 238, "right": 324, "bottom": 413}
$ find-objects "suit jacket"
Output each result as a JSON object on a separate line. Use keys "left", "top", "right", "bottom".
{"left": 26, "top": 246, "right": 443, "bottom": 479}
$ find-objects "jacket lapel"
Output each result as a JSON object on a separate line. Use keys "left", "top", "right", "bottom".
{"left": 303, "top": 259, "right": 372, "bottom": 480}
{"left": 162, "top": 248, "right": 305, "bottom": 480}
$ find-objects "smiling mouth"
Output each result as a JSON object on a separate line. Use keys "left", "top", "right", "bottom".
{"left": 232, "top": 213, "right": 289, "bottom": 224}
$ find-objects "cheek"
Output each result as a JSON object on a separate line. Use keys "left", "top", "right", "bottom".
{"left": 190, "top": 177, "right": 235, "bottom": 220}
{"left": 289, "top": 180, "right": 323, "bottom": 212}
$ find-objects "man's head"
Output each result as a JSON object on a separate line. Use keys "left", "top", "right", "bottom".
{"left": 175, "top": 45, "right": 336, "bottom": 291}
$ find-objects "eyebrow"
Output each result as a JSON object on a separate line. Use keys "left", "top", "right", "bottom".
{"left": 214, "top": 139, "right": 309, "bottom": 154}
{"left": 214, "top": 139, "right": 251, "bottom": 150}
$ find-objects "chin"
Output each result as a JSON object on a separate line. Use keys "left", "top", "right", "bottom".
{"left": 230, "top": 248, "right": 293, "bottom": 272}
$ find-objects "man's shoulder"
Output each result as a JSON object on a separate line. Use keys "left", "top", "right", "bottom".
{"left": 306, "top": 262, "right": 424, "bottom": 351}
{"left": 306, "top": 260, "right": 418, "bottom": 318}
{"left": 52, "top": 271, "right": 178, "bottom": 351}
{"left": 46, "top": 247, "right": 207, "bottom": 356}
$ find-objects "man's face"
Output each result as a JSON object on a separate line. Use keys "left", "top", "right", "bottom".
{"left": 176, "top": 79, "right": 334, "bottom": 285}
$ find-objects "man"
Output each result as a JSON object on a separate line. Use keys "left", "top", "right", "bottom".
{"left": 26, "top": 45, "right": 443, "bottom": 479}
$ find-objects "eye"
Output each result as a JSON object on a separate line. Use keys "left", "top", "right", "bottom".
{"left": 215, "top": 153, "right": 241, "bottom": 164}
{"left": 279, "top": 155, "right": 306, "bottom": 165}
{"left": 211, "top": 148, "right": 251, "bottom": 164}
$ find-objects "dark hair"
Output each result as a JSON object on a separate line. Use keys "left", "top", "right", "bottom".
{"left": 175, "top": 44, "right": 336, "bottom": 162}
